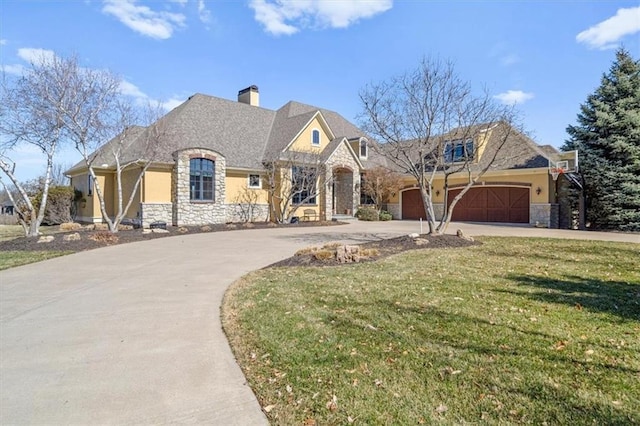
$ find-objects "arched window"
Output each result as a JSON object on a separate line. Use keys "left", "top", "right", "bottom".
{"left": 190, "top": 158, "right": 215, "bottom": 201}
{"left": 311, "top": 129, "right": 321, "bottom": 146}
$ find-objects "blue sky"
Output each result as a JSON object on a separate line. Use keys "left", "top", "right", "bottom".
{"left": 1, "top": 0, "right": 639, "bottom": 182}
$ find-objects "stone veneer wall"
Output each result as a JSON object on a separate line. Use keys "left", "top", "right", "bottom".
{"left": 325, "top": 142, "right": 361, "bottom": 220}
{"left": 173, "top": 148, "right": 227, "bottom": 225}
{"left": 141, "top": 203, "right": 172, "bottom": 227}
{"left": 226, "top": 203, "right": 270, "bottom": 223}
{"left": 385, "top": 203, "right": 400, "bottom": 219}
{"left": 530, "top": 203, "right": 559, "bottom": 228}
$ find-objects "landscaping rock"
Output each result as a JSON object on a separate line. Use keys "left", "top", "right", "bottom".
{"left": 63, "top": 233, "right": 81, "bottom": 242}
{"left": 336, "top": 245, "right": 361, "bottom": 263}
{"left": 408, "top": 233, "right": 420, "bottom": 238}
{"left": 142, "top": 229, "right": 152, "bottom": 235}
{"left": 415, "top": 238, "right": 429, "bottom": 246}
{"left": 37, "top": 236, "right": 54, "bottom": 243}
{"left": 456, "top": 229, "right": 474, "bottom": 242}
{"left": 152, "top": 228, "right": 169, "bottom": 234}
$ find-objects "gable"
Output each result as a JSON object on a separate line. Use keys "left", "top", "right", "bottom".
{"left": 286, "top": 114, "right": 335, "bottom": 154}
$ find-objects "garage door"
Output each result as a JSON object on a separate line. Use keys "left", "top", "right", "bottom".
{"left": 448, "top": 187, "right": 529, "bottom": 223}
{"left": 401, "top": 189, "right": 427, "bottom": 220}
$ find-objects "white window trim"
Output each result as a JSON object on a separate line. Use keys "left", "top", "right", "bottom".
{"left": 248, "top": 173, "right": 261, "bottom": 189}
{"left": 311, "top": 128, "right": 321, "bottom": 146}
{"left": 359, "top": 140, "right": 368, "bottom": 159}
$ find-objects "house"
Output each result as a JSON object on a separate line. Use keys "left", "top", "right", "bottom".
{"left": 384, "top": 123, "right": 578, "bottom": 228}
{"left": 66, "top": 86, "right": 572, "bottom": 228}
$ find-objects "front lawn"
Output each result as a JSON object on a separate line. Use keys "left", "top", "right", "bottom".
{"left": 0, "top": 250, "right": 73, "bottom": 270}
{"left": 223, "top": 237, "right": 640, "bottom": 424}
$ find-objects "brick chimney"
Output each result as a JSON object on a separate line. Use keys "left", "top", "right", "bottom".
{"left": 238, "top": 85, "right": 259, "bottom": 107}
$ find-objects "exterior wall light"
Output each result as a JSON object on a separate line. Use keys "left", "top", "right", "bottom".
{"left": 536, "top": 187, "right": 542, "bottom": 195}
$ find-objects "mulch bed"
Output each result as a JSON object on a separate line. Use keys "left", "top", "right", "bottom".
{"left": 268, "top": 233, "right": 480, "bottom": 268}
{"left": 0, "top": 221, "right": 343, "bottom": 253}
{"left": 1, "top": 222, "right": 481, "bottom": 268}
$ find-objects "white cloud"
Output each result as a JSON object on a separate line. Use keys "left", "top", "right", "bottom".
{"left": 161, "top": 97, "right": 185, "bottom": 111}
{"left": 198, "top": 0, "right": 211, "bottom": 24}
{"left": 169, "top": 0, "right": 188, "bottom": 5}
{"left": 102, "top": 0, "right": 186, "bottom": 40}
{"left": 120, "top": 80, "right": 148, "bottom": 100}
{"left": 0, "top": 39, "right": 7, "bottom": 45}
{"left": 494, "top": 90, "right": 534, "bottom": 105}
{"left": 120, "top": 80, "right": 184, "bottom": 111}
{"left": 1, "top": 64, "right": 25, "bottom": 75}
{"left": 577, "top": 6, "right": 640, "bottom": 50}
{"left": 249, "top": 0, "right": 392, "bottom": 36}
{"left": 17, "top": 47, "right": 56, "bottom": 65}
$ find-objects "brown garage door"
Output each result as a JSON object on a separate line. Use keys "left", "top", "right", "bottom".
{"left": 448, "top": 187, "right": 529, "bottom": 223}
{"left": 401, "top": 189, "right": 427, "bottom": 220}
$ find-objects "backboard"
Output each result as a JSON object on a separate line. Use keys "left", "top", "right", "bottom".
{"left": 549, "top": 150, "right": 578, "bottom": 180}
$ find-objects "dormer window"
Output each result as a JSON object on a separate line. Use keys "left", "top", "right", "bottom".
{"left": 311, "top": 129, "right": 321, "bottom": 146}
{"left": 444, "top": 139, "right": 474, "bottom": 163}
{"left": 359, "top": 139, "right": 368, "bottom": 159}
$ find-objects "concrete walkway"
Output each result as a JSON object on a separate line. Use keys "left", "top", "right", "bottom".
{"left": 1, "top": 221, "right": 637, "bottom": 424}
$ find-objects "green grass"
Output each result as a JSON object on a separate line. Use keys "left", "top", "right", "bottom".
{"left": 0, "top": 250, "right": 73, "bottom": 270}
{"left": 222, "top": 237, "right": 640, "bottom": 425}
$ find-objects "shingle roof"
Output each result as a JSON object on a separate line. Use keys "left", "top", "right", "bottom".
{"left": 156, "top": 93, "right": 276, "bottom": 169}
{"left": 375, "top": 122, "right": 554, "bottom": 173}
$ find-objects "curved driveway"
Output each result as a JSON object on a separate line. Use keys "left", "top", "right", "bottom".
{"left": 1, "top": 221, "right": 638, "bottom": 424}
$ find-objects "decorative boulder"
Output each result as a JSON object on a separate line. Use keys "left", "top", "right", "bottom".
{"left": 63, "top": 233, "right": 81, "bottom": 242}
{"left": 336, "top": 245, "right": 361, "bottom": 263}
{"left": 456, "top": 229, "right": 474, "bottom": 242}
{"left": 37, "top": 235, "right": 54, "bottom": 243}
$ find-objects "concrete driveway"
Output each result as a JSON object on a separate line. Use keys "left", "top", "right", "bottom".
{"left": 1, "top": 221, "right": 637, "bottom": 424}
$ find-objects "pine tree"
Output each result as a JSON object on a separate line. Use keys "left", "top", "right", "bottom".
{"left": 563, "top": 48, "right": 640, "bottom": 231}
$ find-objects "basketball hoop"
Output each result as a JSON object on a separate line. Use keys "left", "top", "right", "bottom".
{"left": 550, "top": 160, "right": 569, "bottom": 181}
{"left": 550, "top": 167, "right": 564, "bottom": 181}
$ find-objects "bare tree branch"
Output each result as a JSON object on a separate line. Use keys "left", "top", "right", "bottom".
{"left": 359, "top": 56, "right": 519, "bottom": 234}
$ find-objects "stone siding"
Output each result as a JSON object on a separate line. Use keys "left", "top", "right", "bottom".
{"left": 325, "top": 142, "right": 361, "bottom": 220}
{"left": 226, "top": 203, "right": 270, "bottom": 223}
{"left": 530, "top": 203, "right": 559, "bottom": 228}
{"left": 141, "top": 203, "right": 172, "bottom": 227}
{"left": 173, "top": 148, "right": 227, "bottom": 225}
{"left": 385, "top": 203, "right": 400, "bottom": 219}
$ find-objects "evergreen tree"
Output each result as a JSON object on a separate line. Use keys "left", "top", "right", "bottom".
{"left": 563, "top": 48, "right": 640, "bottom": 231}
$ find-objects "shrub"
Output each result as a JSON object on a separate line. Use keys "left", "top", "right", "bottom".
{"left": 356, "top": 207, "right": 378, "bottom": 221}
{"left": 379, "top": 210, "right": 393, "bottom": 221}
{"left": 313, "top": 250, "right": 335, "bottom": 261}
{"left": 60, "top": 222, "right": 82, "bottom": 231}
{"left": 88, "top": 231, "right": 119, "bottom": 245}
{"left": 31, "top": 185, "right": 75, "bottom": 225}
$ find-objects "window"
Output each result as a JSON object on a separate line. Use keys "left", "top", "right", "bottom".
{"left": 444, "top": 139, "right": 474, "bottom": 163}
{"left": 291, "top": 166, "right": 317, "bottom": 205}
{"left": 248, "top": 174, "right": 261, "bottom": 189}
{"left": 87, "top": 175, "right": 93, "bottom": 196}
{"left": 190, "top": 158, "right": 215, "bottom": 201}
{"left": 360, "top": 174, "right": 374, "bottom": 205}
{"left": 360, "top": 140, "right": 368, "bottom": 159}
{"left": 311, "top": 129, "right": 321, "bottom": 146}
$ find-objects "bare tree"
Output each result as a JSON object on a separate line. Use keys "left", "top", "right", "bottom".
{"left": 0, "top": 53, "right": 74, "bottom": 236}
{"left": 361, "top": 166, "right": 401, "bottom": 213}
{"left": 72, "top": 101, "right": 167, "bottom": 233}
{"left": 359, "top": 57, "right": 517, "bottom": 234}
{"left": 263, "top": 151, "right": 326, "bottom": 224}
